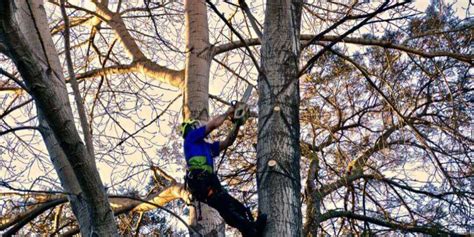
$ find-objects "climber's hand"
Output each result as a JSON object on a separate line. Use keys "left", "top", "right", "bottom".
{"left": 233, "top": 102, "right": 249, "bottom": 126}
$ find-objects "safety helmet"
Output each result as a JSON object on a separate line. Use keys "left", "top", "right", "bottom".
{"left": 179, "top": 119, "right": 201, "bottom": 138}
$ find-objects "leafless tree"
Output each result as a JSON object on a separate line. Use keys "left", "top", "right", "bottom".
{"left": 0, "top": 0, "right": 472, "bottom": 236}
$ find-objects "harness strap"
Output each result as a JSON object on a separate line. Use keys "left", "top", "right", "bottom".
{"left": 187, "top": 156, "right": 213, "bottom": 173}
{"left": 198, "top": 201, "right": 202, "bottom": 221}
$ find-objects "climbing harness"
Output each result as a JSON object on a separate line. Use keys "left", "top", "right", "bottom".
{"left": 185, "top": 169, "right": 220, "bottom": 221}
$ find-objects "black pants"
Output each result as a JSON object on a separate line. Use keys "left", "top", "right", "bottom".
{"left": 186, "top": 170, "right": 257, "bottom": 237}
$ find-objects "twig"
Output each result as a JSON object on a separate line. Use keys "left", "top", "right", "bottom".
{"left": 0, "top": 180, "right": 72, "bottom": 196}
{"left": 107, "top": 94, "right": 181, "bottom": 153}
{"left": 0, "top": 68, "right": 28, "bottom": 92}
{"left": 0, "top": 126, "right": 39, "bottom": 136}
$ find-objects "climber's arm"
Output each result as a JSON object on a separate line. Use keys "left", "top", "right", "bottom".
{"left": 219, "top": 124, "right": 240, "bottom": 151}
{"left": 205, "top": 106, "right": 234, "bottom": 135}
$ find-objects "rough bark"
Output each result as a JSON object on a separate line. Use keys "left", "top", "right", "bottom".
{"left": 1, "top": 1, "right": 95, "bottom": 234}
{"left": 257, "top": 0, "right": 303, "bottom": 236}
{"left": 0, "top": 1, "right": 118, "bottom": 235}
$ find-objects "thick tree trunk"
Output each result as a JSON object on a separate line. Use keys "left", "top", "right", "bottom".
{"left": 184, "top": 0, "right": 211, "bottom": 121}
{"left": 0, "top": 1, "right": 118, "bottom": 235}
{"left": 257, "top": 0, "right": 303, "bottom": 236}
{"left": 14, "top": 1, "right": 94, "bottom": 234}
{"left": 37, "top": 112, "right": 92, "bottom": 235}
{"left": 183, "top": 0, "right": 225, "bottom": 236}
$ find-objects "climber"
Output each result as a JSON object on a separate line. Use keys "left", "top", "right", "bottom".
{"left": 180, "top": 103, "right": 265, "bottom": 237}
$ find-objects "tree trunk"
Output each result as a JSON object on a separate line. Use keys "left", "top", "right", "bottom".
{"left": 183, "top": 0, "right": 211, "bottom": 121}
{"left": 257, "top": 0, "right": 303, "bottom": 236}
{"left": 183, "top": 0, "right": 225, "bottom": 236}
{"left": 14, "top": 0, "right": 96, "bottom": 234}
{"left": 0, "top": 1, "right": 118, "bottom": 235}
{"left": 37, "top": 112, "right": 92, "bottom": 235}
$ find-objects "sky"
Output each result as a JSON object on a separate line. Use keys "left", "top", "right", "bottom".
{"left": 0, "top": 0, "right": 472, "bottom": 228}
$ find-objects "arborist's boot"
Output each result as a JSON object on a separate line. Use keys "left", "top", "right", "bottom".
{"left": 241, "top": 214, "right": 267, "bottom": 237}
{"left": 233, "top": 212, "right": 257, "bottom": 237}
{"left": 255, "top": 214, "right": 267, "bottom": 236}
{"left": 242, "top": 227, "right": 258, "bottom": 237}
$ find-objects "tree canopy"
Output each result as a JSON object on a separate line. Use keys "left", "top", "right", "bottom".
{"left": 0, "top": 0, "right": 472, "bottom": 236}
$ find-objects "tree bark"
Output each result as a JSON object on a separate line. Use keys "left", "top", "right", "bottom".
{"left": 257, "top": 0, "right": 303, "bottom": 236}
{"left": 0, "top": 1, "right": 118, "bottom": 235}
{"left": 183, "top": 0, "right": 211, "bottom": 121}
{"left": 37, "top": 112, "right": 93, "bottom": 235}
{"left": 183, "top": 0, "right": 225, "bottom": 236}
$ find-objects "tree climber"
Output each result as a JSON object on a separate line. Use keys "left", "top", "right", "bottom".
{"left": 180, "top": 103, "right": 266, "bottom": 237}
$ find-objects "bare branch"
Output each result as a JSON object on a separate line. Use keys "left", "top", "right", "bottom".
{"left": 90, "top": 1, "right": 185, "bottom": 88}
{"left": 238, "top": 0, "right": 262, "bottom": 40}
{"left": 320, "top": 210, "right": 463, "bottom": 236}
{"left": 0, "top": 67, "right": 28, "bottom": 92}
{"left": 213, "top": 35, "right": 473, "bottom": 65}
{"left": 75, "top": 60, "right": 184, "bottom": 88}
{"left": 60, "top": 0, "right": 95, "bottom": 159}
{"left": 206, "top": 0, "right": 261, "bottom": 72}
{"left": 50, "top": 16, "right": 94, "bottom": 35}
{"left": 330, "top": 49, "right": 457, "bottom": 190}
{"left": 0, "top": 126, "right": 39, "bottom": 136}
{"left": 0, "top": 197, "right": 68, "bottom": 232}
{"left": 61, "top": 185, "right": 192, "bottom": 236}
